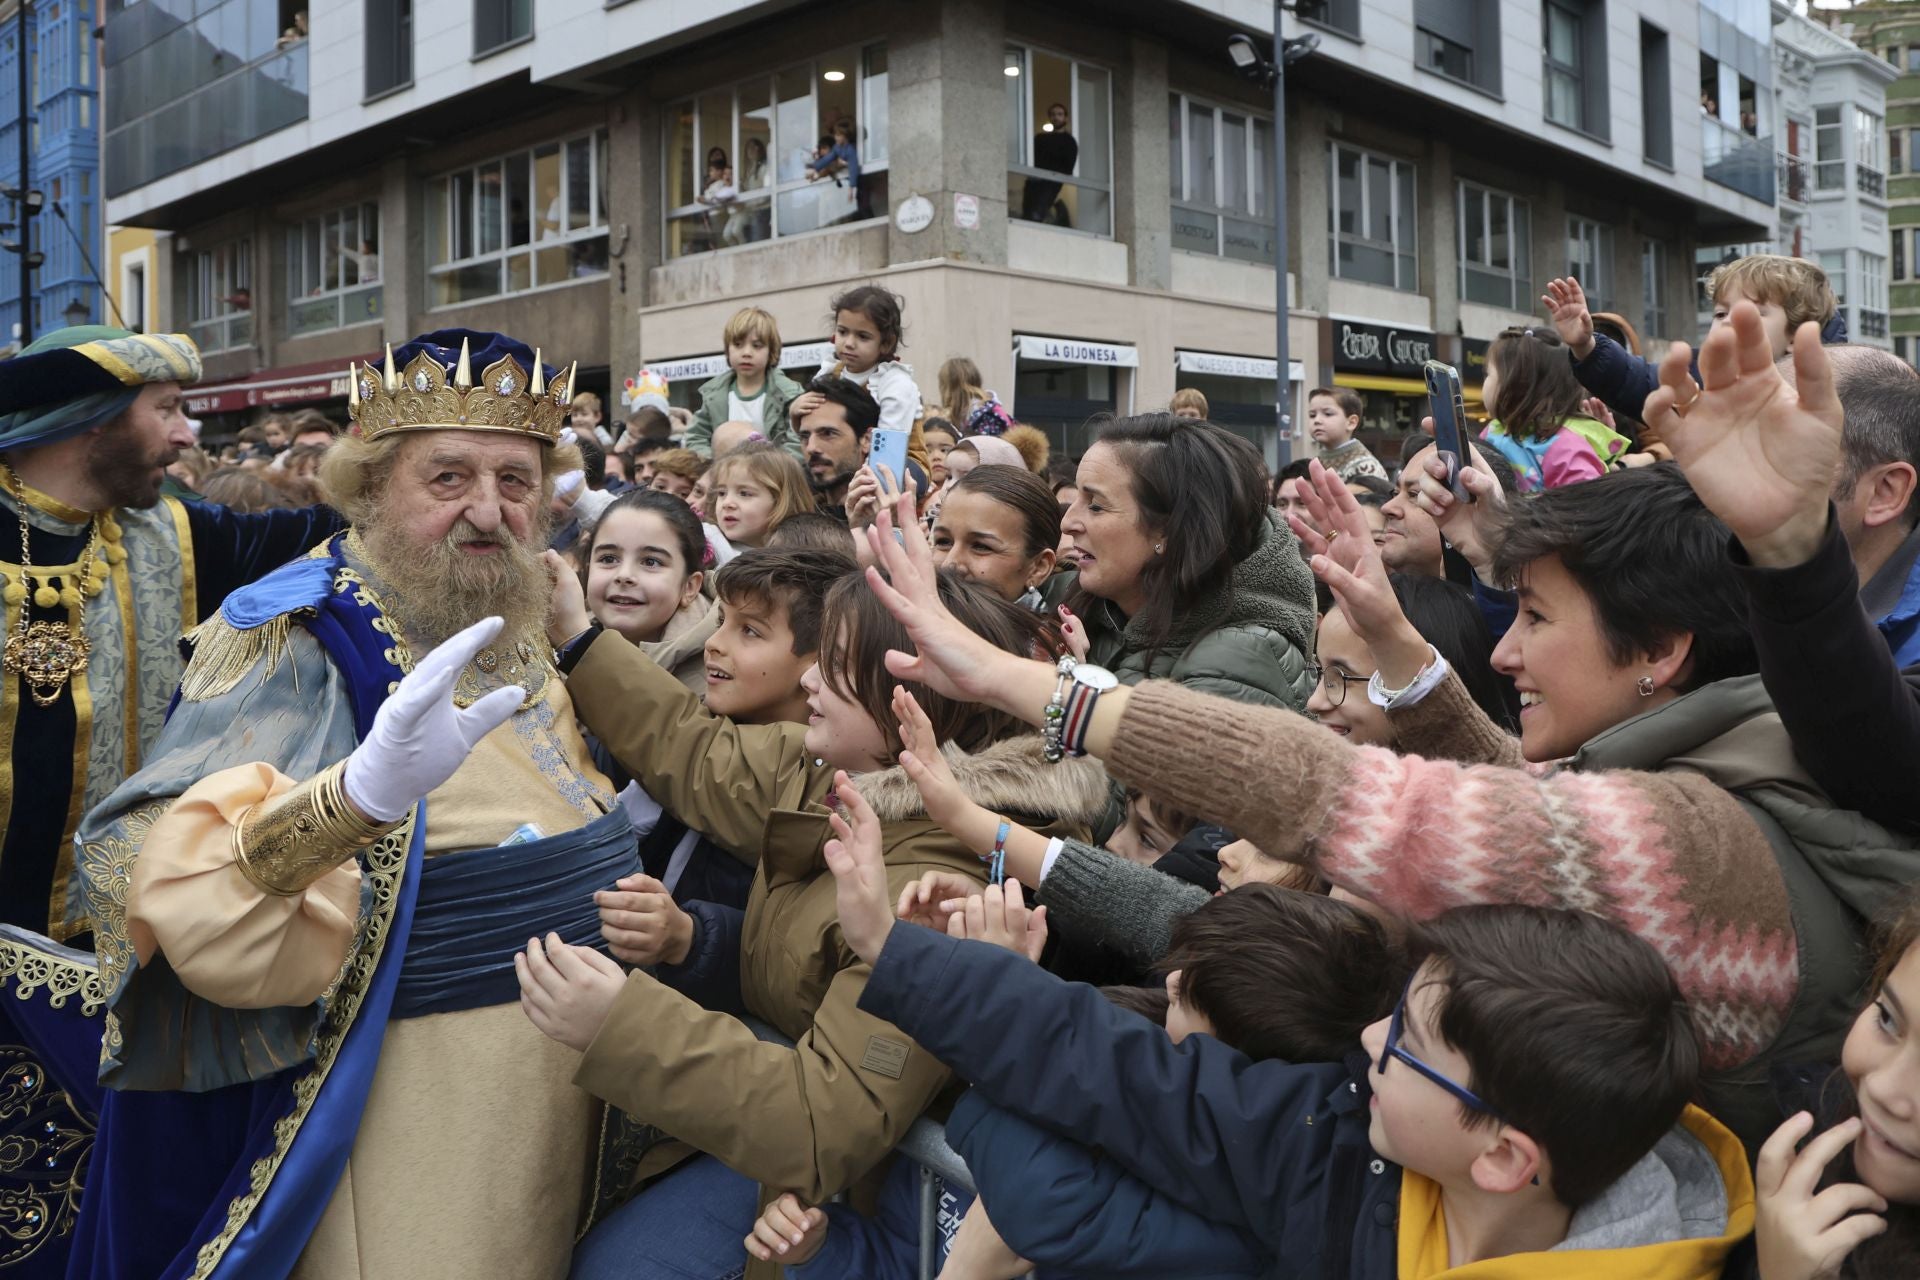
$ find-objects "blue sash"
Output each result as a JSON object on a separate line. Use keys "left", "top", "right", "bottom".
{"left": 395, "top": 807, "right": 637, "bottom": 1019}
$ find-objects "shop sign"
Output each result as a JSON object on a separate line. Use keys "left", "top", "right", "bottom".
{"left": 651, "top": 354, "right": 730, "bottom": 382}
{"left": 1175, "top": 350, "right": 1306, "bottom": 382}
{"left": 1015, "top": 334, "right": 1139, "bottom": 367}
{"left": 781, "top": 341, "right": 836, "bottom": 370}
{"left": 1459, "top": 339, "right": 1491, "bottom": 383}
{"left": 1333, "top": 320, "right": 1436, "bottom": 376}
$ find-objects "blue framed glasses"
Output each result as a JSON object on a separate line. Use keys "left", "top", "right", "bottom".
{"left": 1377, "top": 978, "right": 1504, "bottom": 1120}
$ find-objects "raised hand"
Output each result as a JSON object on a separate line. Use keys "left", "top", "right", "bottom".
{"left": 945, "top": 879, "right": 1048, "bottom": 964}
{"left": 845, "top": 465, "right": 884, "bottom": 530}
{"left": 894, "top": 686, "right": 971, "bottom": 830}
{"left": 543, "top": 548, "right": 594, "bottom": 647}
{"left": 1753, "top": 1112, "right": 1887, "bottom": 1280}
{"left": 1286, "top": 460, "right": 1368, "bottom": 575}
{"left": 1407, "top": 422, "right": 1506, "bottom": 575}
{"left": 1542, "top": 277, "right": 1596, "bottom": 358}
{"left": 595, "top": 873, "right": 694, "bottom": 967}
{"left": 822, "top": 772, "right": 895, "bottom": 965}
{"left": 1057, "top": 604, "right": 1089, "bottom": 663}
{"left": 1643, "top": 302, "right": 1842, "bottom": 569}
{"left": 1294, "top": 463, "right": 1432, "bottom": 689}
{"left": 342, "top": 616, "right": 525, "bottom": 822}
{"left": 1580, "top": 396, "right": 1617, "bottom": 432}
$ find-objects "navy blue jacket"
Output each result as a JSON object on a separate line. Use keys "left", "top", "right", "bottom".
{"left": 1572, "top": 312, "right": 1849, "bottom": 423}
{"left": 857, "top": 924, "right": 1403, "bottom": 1278}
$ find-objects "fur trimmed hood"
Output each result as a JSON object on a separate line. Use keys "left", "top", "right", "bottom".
{"left": 849, "top": 732, "right": 1112, "bottom": 828}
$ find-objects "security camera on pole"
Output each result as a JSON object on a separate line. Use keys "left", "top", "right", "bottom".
{"left": 1226, "top": 4, "right": 1319, "bottom": 473}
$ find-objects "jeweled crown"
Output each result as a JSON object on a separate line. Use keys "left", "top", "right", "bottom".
{"left": 347, "top": 337, "right": 574, "bottom": 446}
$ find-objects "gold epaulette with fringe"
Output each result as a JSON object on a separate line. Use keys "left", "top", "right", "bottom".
{"left": 177, "top": 612, "right": 298, "bottom": 703}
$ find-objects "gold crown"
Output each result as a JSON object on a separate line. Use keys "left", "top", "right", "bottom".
{"left": 347, "top": 338, "right": 575, "bottom": 445}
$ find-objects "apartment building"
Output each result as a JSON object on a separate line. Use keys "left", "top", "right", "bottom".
{"left": 1839, "top": 0, "right": 1920, "bottom": 365}
{"left": 100, "top": 0, "right": 1771, "bottom": 458}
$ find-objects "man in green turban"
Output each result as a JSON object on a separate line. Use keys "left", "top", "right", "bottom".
{"left": 0, "top": 325, "right": 341, "bottom": 939}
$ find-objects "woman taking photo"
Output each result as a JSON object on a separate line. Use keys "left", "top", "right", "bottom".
{"left": 1048, "top": 412, "right": 1317, "bottom": 709}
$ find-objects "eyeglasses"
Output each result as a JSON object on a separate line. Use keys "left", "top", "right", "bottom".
{"left": 1306, "top": 663, "right": 1371, "bottom": 708}
{"left": 1377, "top": 978, "right": 1504, "bottom": 1120}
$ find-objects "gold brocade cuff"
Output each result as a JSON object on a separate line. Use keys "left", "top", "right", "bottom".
{"left": 232, "top": 761, "right": 401, "bottom": 896}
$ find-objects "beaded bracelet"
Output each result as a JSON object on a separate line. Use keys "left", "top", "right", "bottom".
{"left": 988, "top": 819, "right": 1010, "bottom": 885}
{"left": 1040, "top": 655, "right": 1078, "bottom": 763}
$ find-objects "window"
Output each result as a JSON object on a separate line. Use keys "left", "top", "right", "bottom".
{"left": 366, "top": 0, "right": 412, "bottom": 97}
{"left": 474, "top": 0, "right": 530, "bottom": 55}
{"left": 287, "top": 202, "right": 382, "bottom": 336}
{"left": 1415, "top": 0, "right": 1501, "bottom": 96}
{"left": 1856, "top": 107, "right": 1886, "bottom": 197}
{"left": 1895, "top": 227, "right": 1906, "bottom": 283}
{"left": 1861, "top": 252, "right": 1889, "bottom": 339}
{"left": 1642, "top": 238, "right": 1668, "bottom": 336}
{"left": 1544, "top": 1, "right": 1584, "bottom": 130}
{"left": 1641, "top": 22, "right": 1671, "bottom": 167}
{"left": 430, "top": 129, "right": 609, "bottom": 305}
{"left": 1297, "top": 0, "right": 1361, "bottom": 40}
{"left": 1566, "top": 216, "right": 1612, "bottom": 310}
{"left": 665, "top": 45, "right": 889, "bottom": 259}
{"left": 1169, "top": 94, "right": 1276, "bottom": 265}
{"left": 1815, "top": 105, "right": 1844, "bottom": 190}
{"left": 186, "top": 239, "right": 252, "bottom": 354}
{"left": 1457, "top": 181, "right": 1530, "bottom": 310}
{"left": 1908, "top": 47, "right": 1920, "bottom": 74}
{"left": 1328, "top": 143, "right": 1417, "bottom": 291}
{"left": 125, "top": 261, "right": 145, "bottom": 332}
{"left": 1889, "top": 46, "right": 1901, "bottom": 67}
{"left": 1006, "top": 44, "right": 1112, "bottom": 237}
{"left": 1819, "top": 250, "right": 1846, "bottom": 307}
{"left": 1895, "top": 128, "right": 1905, "bottom": 177}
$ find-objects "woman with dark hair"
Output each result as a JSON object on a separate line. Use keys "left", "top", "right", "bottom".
{"left": 1478, "top": 326, "right": 1631, "bottom": 491}
{"left": 1050, "top": 412, "right": 1318, "bottom": 709}
{"left": 858, "top": 455, "right": 1920, "bottom": 1153}
{"left": 930, "top": 463, "right": 1060, "bottom": 606}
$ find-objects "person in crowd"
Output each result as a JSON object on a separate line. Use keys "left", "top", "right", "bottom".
{"left": 920, "top": 416, "right": 958, "bottom": 487}
{"left": 602, "top": 448, "right": 631, "bottom": 492}
{"left": 259, "top": 414, "right": 291, "bottom": 452}
{"left": 286, "top": 408, "right": 338, "bottom": 450}
{"left": 1745, "top": 889, "right": 1920, "bottom": 1280}
{"left": 1304, "top": 386, "right": 1389, "bottom": 483}
{"left": 710, "top": 417, "right": 764, "bottom": 460}
{"left": 580, "top": 488, "right": 715, "bottom": 693}
{"left": 752, "top": 880, "right": 1401, "bottom": 1277}
{"left": 621, "top": 368, "right": 674, "bottom": 444}
{"left": 626, "top": 436, "right": 670, "bottom": 487}
{"left": 937, "top": 357, "right": 990, "bottom": 427}
{"left": 823, "top": 799, "right": 1754, "bottom": 1280}
{"left": 1546, "top": 252, "right": 1844, "bottom": 424}
{"left": 707, "top": 438, "right": 816, "bottom": 551}
{"left": 766, "top": 510, "right": 859, "bottom": 557}
{"left": 1477, "top": 326, "right": 1631, "bottom": 490}
{"left": 700, "top": 546, "right": 853, "bottom": 729}
{"left": 1635, "top": 306, "right": 1920, "bottom": 837}
{"left": 688, "top": 306, "right": 805, "bottom": 459}
{"left": 1353, "top": 487, "right": 1390, "bottom": 548}
{"left": 921, "top": 433, "right": 1039, "bottom": 530}
{"left": 1043, "top": 413, "right": 1317, "bottom": 709}
{"left": 569, "top": 389, "right": 606, "bottom": 445}
{"left": 1273, "top": 457, "right": 1317, "bottom": 528}
{"left": 520, "top": 566, "right": 1108, "bottom": 1280}
{"left": 929, "top": 464, "right": 1059, "bottom": 607}
{"left": 1168, "top": 387, "right": 1209, "bottom": 420}
{"left": 806, "top": 118, "right": 861, "bottom": 189}
{"left": 686, "top": 465, "right": 711, "bottom": 519}
{"left": 788, "top": 285, "right": 927, "bottom": 478}
{"left": 1046, "top": 455, "right": 1079, "bottom": 502}
{"left": 166, "top": 443, "right": 214, "bottom": 491}
{"left": 197, "top": 466, "right": 297, "bottom": 512}
{"left": 1348, "top": 472, "right": 1395, "bottom": 501}
{"left": 648, "top": 447, "right": 707, "bottom": 503}
{"left": 855, "top": 449, "right": 1920, "bottom": 1153}
{"left": 281, "top": 440, "right": 329, "bottom": 488}
{"left": 796, "top": 375, "right": 885, "bottom": 522}
{"left": 1021, "top": 102, "right": 1078, "bottom": 224}
{"left": 1381, "top": 439, "right": 1460, "bottom": 578}
{"left": 66, "top": 332, "right": 610, "bottom": 1277}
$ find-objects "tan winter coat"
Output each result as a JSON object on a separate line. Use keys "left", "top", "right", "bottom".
{"left": 563, "top": 631, "right": 1110, "bottom": 1223}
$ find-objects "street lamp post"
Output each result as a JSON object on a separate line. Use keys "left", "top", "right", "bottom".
{"left": 1228, "top": 8, "right": 1318, "bottom": 474}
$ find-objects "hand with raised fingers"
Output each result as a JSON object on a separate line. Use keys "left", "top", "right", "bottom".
{"left": 343, "top": 616, "right": 526, "bottom": 823}
{"left": 514, "top": 932, "right": 628, "bottom": 1052}
{"left": 1542, "top": 277, "right": 1596, "bottom": 358}
{"left": 1057, "top": 603, "right": 1089, "bottom": 663}
{"left": 1642, "top": 302, "right": 1842, "bottom": 569}
{"left": 893, "top": 686, "right": 970, "bottom": 831}
{"left": 946, "top": 879, "right": 1048, "bottom": 964}
{"left": 897, "top": 869, "right": 981, "bottom": 934}
{"left": 1406, "top": 423, "right": 1506, "bottom": 575}
{"left": 1298, "top": 463, "right": 1432, "bottom": 688}
{"left": 543, "top": 549, "right": 595, "bottom": 648}
{"left": 1285, "top": 459, "right": 1369, "bottom": 574}
{"left": 1580, "top": 396, "right": 1618, "bottom": 432}
{"left": 1754, "top": 1112, "right": 1888, "bottom": 1280}
{"left": 822, "top": 773, "right": 894, "bottom": 965}
{"left": 846, "top": 465, "right": 884, "bottom": 530}
{"left": 744, "top": 1193, "right": 828, "bottom": 1265}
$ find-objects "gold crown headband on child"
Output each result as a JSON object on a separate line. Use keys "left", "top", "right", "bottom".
{"left": 347, "top": 337, "right": 575, "bottom": 446}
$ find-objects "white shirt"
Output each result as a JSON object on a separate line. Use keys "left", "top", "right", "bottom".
{"left": 836, "top": 360, "right": 922, "bottom": 434}
{"left": 728, "top": 386, "right": 768, "bottom": 431}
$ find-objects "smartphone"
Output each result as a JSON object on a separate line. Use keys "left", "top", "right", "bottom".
{"left": 868, "top": 428, "right": 910, "bottom": 497}
{"left": 1423, "top": 359, "right": 1474, "bottom": 503}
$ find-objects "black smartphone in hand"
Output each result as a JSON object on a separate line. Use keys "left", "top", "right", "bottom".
{"left": 1423, "top": 359, "right": 1474, "bottom": 504}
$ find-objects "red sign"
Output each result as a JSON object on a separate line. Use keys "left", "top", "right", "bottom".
{"left": 185, "top": 355, "right": 375, "bottom": 416}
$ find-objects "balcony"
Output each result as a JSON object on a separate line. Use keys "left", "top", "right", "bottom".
{"left": 1859, "top": 308, "right": 1890, "bottom": 340}
{"left": 1859, "top": 166, "right": 1887, "bottom": 199}
{"left": 1778, "top": 152, "right": 1809, "bottom": 205}
{"left": 1702, "top": 118, "right": 1775, "bottom": 205}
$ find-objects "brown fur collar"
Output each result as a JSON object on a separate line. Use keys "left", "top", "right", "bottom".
{"left": 848, "top": 732, "right": 1112, "bottom": 828}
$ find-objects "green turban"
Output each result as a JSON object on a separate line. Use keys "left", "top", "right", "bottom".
{"left": 0, "top": 325, "right": 202, "bottom": 453}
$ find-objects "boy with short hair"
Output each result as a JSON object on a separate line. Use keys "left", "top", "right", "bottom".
{"left": 1305, "top": 387, "right": 1389, "bottom": 483}
{"left": 1546, "top": 253, "right": 1842, "bottom": 424}
{"left": 647, "top": 447, "right": 707, "bottom": 502}
{"left": 820, "top": 798, "right": 1757, "bottom": 1280}
{"left": 704, "top": 548, "right": 853, "bottom": 728}
{"left": 689, "top": 306, "right": 806, "bottom": 460}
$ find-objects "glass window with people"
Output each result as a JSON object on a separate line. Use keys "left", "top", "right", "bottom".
{"left": 664, "top": 44, "right": 890, "bottom": 259}
{"left": 285, "top": 200, "right": 382, "bottom": 336}
{"left": 1005, "top": 43, "right": 1112, "bottom": 236}
{"left": 425, "top": 128, "right": 611, "bottom": 305}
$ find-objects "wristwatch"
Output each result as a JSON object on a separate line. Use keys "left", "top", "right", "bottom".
{"left": 1045, "top": 661, "right": 1118, "bottom": 761}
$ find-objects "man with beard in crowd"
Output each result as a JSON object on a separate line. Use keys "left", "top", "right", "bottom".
{"left": 64, "top": 331, "right": 634, "bottom": 1279}
{"left": 796, "top": 374, "right": 881, "bottom": 523}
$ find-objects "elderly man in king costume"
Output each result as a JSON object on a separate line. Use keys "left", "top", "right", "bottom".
{"left": 69, "top": 330, "right": 637, "bottom": 1279}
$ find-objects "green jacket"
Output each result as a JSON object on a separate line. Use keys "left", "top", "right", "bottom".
{"left": 1049, "top": 509, "right": 1317, "bottom": 712}
{"left": 686, "top": 368, "right": 806, "bottom": 458}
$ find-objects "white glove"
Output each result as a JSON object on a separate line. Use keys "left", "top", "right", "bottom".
{"left": 342, "top": 616, "right": 526, "bottom": 822}
{"left": 554, "top": 470, "right": 585, "bottom": 499}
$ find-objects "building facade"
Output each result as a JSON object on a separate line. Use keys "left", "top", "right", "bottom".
{"left": 101, "top": 0, "right": 1772, "bottom": 459}
{"left": 1839, "top": 0, "right": 1920, "bottom": 366}
{"left": 1, "top": 0, "right": 104, "bottom": 345}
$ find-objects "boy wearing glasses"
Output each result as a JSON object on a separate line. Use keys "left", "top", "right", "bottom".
{"left": 823, "top": 822, "right": 1756, "bottom": 1280}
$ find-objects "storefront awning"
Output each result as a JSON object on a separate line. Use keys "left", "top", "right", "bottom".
{"left": 1175, "top": 350, "right": 1306, "bottom": 382}
{"left": 1015, "top": 334, "right": 1139, "bottom": 368}
{"left": 184, "top": 355, "right": 374, "bottom": 416}
{"left": 651, "top": 341, "right": 838, "bottom": 383}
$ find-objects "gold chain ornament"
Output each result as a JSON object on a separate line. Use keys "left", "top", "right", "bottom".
{"left": 0, "top": 463, "right": 120, "bottom": 707}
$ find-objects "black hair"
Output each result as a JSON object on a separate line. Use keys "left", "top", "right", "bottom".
{"left": 948, "top": 464, "right": 1062, "bottom": 560}
{"left": 713, "top": 547, "right": 858, "bottom": 656}
{"left": 578, "top": 488, "right": 708, "bottom": 593}
{"left": 1390, "top": 574, "right": 1519, "bottom": 730}
{"left": 804, "top": 375, "right": 882, "bottom": 440}
{"left": 1487, "top": 327, "right": 1587, "bottom": 443}
{"left": 828, "top": 284, "right": 906, "bottom": 358}
{"left": 1489, "top": 463, "right": 1757, "bottom": 690}
{"left": 1347, "top": 474, "right": 1395, "bottom": 499}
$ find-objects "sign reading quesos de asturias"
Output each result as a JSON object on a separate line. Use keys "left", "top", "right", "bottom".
{"left": 1334, "top": 320, "right": 1436, "bottom": 377}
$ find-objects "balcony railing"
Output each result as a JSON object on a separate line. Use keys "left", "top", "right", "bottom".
{"left": 1859, "top": 308, "right": 1890, "bottom": 339}
{"left": 1702, "top": 118, "right": 1776, "bottom": 205}
{"left": 1859, "top": 165, "right": 1887, "bottom": 198}
{"left": 1778, "top": 153, "right": 1809, "bottom": 204}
